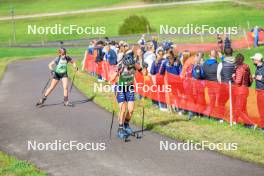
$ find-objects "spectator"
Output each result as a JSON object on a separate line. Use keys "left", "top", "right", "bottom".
{"left": 180, "top": 51, "right": 195, "bottom": 78}
{"left": 117, "top": 41, "right": 125, "bottom": 63}
{"left": 192, "top": 53, "right": 206, "bottom": 118}
{"left": 104, "top": 44, "right": 117, "bottom": 66}
{"left": 138, "top": 34, "right": 146, "bottom": 53}
{"left": 253, "top": 26, "right": 259, "bottom": 48}
{"left": 95, "top": 40, "right": 105, "bottom": 82}
{"left": 217, "top": 48, "right": 235, "bottom": 83}
{"left": 202, "top": 50, "right": 219, "bottom": 117}
{"left": 135, "top": 48, "right": 144, "bottom": 68}
{"left": 151, "top": 36, "right": 158, "bottom": 51}
{"left": 224, "top": 34, "right": 231, "bottom": 49}
{"left": 160, "top": 50, "right": 182, "bottom": 113}
{"left": 217, "top": 34, "right": 224, "bottom": 52}
{"left": 251, "top": 53, "right": 264, "bottom": 132}
{"left": 109, "top": 40, "right": 118, "bottom": 54}
{"left": 232, "top": 53, "right": 253, "bottom": 126}
{"left": 150, "top": 47, "right": 167, "bottom": 111}
{"left": 217, "top": 48, "right": 236, "bottom": 116}
{"left": 143, "top": 42, "right": 156, "bottom": 75}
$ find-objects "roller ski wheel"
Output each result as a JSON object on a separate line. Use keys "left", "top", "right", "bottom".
{"left": 64, "top": 101, "right": 74, "bottom": 107}
{"left": 131, "top": 131, "right": 142, "bottom": 139}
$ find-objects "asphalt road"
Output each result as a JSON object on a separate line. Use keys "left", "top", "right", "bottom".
{"left": 0, "top": 58, "right": 264, "bottom": 176}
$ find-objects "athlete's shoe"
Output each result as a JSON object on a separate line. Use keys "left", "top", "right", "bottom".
{"left": 64, "top": 101, "right": 73, "bottom": 107}
{"left": 117, "top": 128, "right": 128, "bottom": 140}
{"left": 124, "top": 123, "right": 133, "bottom": 135}
{"left": 36, "top": 97, "right": 47, "bottom": 106}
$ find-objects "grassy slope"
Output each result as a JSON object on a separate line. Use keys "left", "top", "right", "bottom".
{"left": 0, "top": 0, "right": 140, "bottom": 16}
{"left": 0, "top": 152, "right": 46, "bottom": 176}
{"left": 1, "top": 2, "right": 264, "bottom": 44}
{"left": 68, "top": 46, "right": 264, "bottom": 165}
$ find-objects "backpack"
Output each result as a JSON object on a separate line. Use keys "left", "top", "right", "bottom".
{"left": 192, "top": 64, "right": 204, "bottom": 80}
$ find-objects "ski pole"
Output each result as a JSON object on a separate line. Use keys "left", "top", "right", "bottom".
{"left": 141, "top": 106, "right": 145, "bottom": 135}
{"left": 109, "top": 110, "right": 115, "bottom": 139}
{"left": 41, "top": 78, "right": 51, "bottom": 96}
{"left": 70, "top": 70, "right": 77, "bottom": 93}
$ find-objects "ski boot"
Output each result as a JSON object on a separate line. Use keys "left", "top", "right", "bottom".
{"left": 36, "top": 96, "right": 47, "bottom": 107}
{"left": 117, "top": 127, "right": 129, "bottom": 142}
{"left": 124, "top": 122, "right": 133, "bottom": 136}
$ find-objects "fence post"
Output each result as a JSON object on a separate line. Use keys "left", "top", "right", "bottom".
{"left": 229, "top": 81, "right": 233, "bottom": 127}
{"left": 243, "top": 29, "right": 251, "bottom": 50}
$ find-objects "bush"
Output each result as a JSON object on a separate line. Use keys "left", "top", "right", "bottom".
{"left": 118, "top": 15, "right": 154, "bottom": 35}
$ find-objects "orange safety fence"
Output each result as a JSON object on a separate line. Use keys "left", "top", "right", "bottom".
{"left": 83, "top": 53, "right": 264, "bottom": 128}
{"left": 174, "top": 32, "right": 264, "bottom": 52}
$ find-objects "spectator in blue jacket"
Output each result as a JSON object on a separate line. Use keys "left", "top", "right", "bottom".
{"left": 150, "top": 47, "right": 167, "bottom": 111}
{"left": 160, "top": 50, "right": 182, "bottom": 75}
{"left": 104, "top": 44, "right": 117, "bottom": 65}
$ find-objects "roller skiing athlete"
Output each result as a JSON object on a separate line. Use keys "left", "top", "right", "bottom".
{"left": 36, "top": 48, "right": 78, "bottom": 107}
{"left": 110, "top": 50, "right": 146, "bottom": 141}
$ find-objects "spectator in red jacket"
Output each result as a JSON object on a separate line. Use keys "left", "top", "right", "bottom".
{"left": 232, "top": 53, "right": 254, "bottom": 126}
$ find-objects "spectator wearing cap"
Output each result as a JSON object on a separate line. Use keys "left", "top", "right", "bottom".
{"left": 143, "top": 42, "right": 156, "bottom": 75}
{"left": 202, "top": 50, "right": 219, "bottom": 117}
{"left": 252, "top": 53, "right": 264, "bottom": 131}
{"left": 232, "top": 53, "right": 253, "bottom": 126}
{"left": 217, "top": 48, "right": 236, "bottom": 116}
{"left": 150, "top": 47, "right": 167, "bottom": 111}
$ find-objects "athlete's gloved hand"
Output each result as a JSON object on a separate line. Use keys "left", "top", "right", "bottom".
{"left": 50, "top": 70, "right": 55, "bottom": 76}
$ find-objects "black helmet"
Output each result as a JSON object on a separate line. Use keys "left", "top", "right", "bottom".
{"left": 122, "top": 54, "right": 135, "bottom": 66}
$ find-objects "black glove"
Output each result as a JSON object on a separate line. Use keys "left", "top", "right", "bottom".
{"left": 50, "top": 70, "right": 55, "bottom": 76}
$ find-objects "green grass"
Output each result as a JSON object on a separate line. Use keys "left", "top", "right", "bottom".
{"left": 1, "top": 2, "right": 263, "bottom": 45}
{"left": 68, "top": 46, "right": 264, "bottom": 166}
{"left": 0, "top": 47, "right": 84, "bottom": 80}
{"left": 0, "top": 0, "right": 140, "bottom": 16}
{"left": 0, "top": 152, "right": 46, "bottom": 176}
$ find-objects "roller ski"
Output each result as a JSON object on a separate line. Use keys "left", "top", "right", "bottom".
{"left": 36, "top": 96, "right": 47, "bottom": 107}
{"left": 64, "top": 101, "right": 74, "bottom": 107}
{"left": 117, "top": 126, "right": 130, "bottom": 142}
{"left": 124, "top": 122, "right": 142, "bottom": 139}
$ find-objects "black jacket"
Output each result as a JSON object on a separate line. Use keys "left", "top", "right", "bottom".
{"left": 256, "top": 63, "right": 264, "bottom": 90}
{"left": 221, "top": 61, "right": 235, "bottom": 83}
{"left": 202, "top": 59, "right": 218, "bottom": 82}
